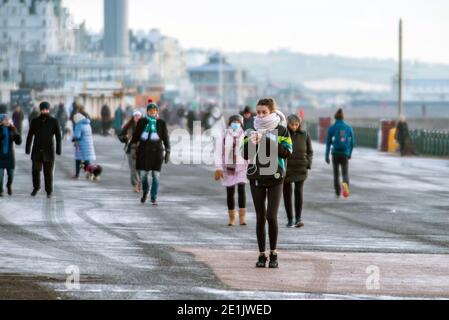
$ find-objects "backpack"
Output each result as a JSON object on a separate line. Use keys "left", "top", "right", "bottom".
{"left": 332, "top": 124, "right": 350, "bottom": 153}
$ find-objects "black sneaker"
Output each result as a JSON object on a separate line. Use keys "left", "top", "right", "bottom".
{"left": 256, "top": 255, "right": 267, "bottom": 268}
{"left": 269, "top": 253, "right": 279, "bottom": 269}
{"left": 286, "top": 220, "right": 294, "bottom": 228}
{"left": 141, "top": 193, "right": 148, "bottom": 204}
{"left": 151, "top": 198, "right": 158, "bottom": 206}
{"left": 31, "top": 189, "right": 40, "bottom": 197}
{"left": 7, "top": 185, "right": 12, "bottom": 196}
{"left": 47, "top": 193, "right": 52, "bottom": 199}
{"left": 295, "top": 220, "right": 305, "bottom": 228}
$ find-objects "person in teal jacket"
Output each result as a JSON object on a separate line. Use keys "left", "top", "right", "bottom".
{"left": 325, "top": 109, "right": 355, "bottom": 198}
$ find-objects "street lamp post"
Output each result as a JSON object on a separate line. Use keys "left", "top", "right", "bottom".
{"left": 398, "top": 19, "right": 404, "bottom": 118}
{"left": 218, "top": 53, "right": 223, "bottom": 110}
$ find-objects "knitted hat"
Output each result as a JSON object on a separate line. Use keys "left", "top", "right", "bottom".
{"left": 39, "top": 101, "right": 51, "bottom": 111}
{"left": 228, "top": 114, "right": 243, "bottom": 126}
{"left": 0, "top": 114, "right": 7, "bottom": 122}
{"left": 147, "top": 99, "right": 158, "bottom": 111}
{"left": 133, "top": 110, "right": 142, "bottom": 117}
{"left": 73, "top": 113, "right": 86, "bottom": 124}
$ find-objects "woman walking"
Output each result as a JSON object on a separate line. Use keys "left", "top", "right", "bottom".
{"left": 214, "top": 115, "right": 248, "bottom": 226}
{"left": 0, "top": 114, "right": 22, "bottom": 196}
{"left": 72, "top": 113, "right": 96, "bottom": 179}
{"left": 118, "top": 110, "right": 142, "bottom": 193}
{"left": 132, "top": 102, "right": 170, "bottom": 206}
{"left": 283, "top": 115, "right": 313, "bottom": 228}
{"left": 243, "top": 98, "right": 292, "bottom": 269}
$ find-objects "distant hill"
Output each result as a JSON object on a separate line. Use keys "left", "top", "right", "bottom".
{"left": 226, "top": 50, "right": 449, "bottom": 87}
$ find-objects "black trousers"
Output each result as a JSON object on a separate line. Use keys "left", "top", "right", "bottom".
{"left": 250, "top": 182, "right": 283, "bottom": 253}
{"left": 32, "top": 160, "right": 54, "bottom": 194}
{"left": 283, "top": 180, "right": 305, "bottom": 222}
{"left": 226, "top": 183, "right": 246, "bottom": 211}
{"left": 102, "top": 120, "right": 112, "bottom": 135}
{"left": 332, "top": 154, "right": 349, "bottom": 196}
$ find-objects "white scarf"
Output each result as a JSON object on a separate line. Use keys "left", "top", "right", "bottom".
{"left": 254, "top": 110, "right": 287, "bottom": 131}
{"left": 223, "top": 128, "right": 244, "bottom": 168}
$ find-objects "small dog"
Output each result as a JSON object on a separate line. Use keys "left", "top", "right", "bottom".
{"left": 81, "top": 163, "right": 103, "bottom": 181}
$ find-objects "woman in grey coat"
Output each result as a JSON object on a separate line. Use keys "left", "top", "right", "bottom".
{"left": 283, "top": 115, "right": 313, "bottom": 228}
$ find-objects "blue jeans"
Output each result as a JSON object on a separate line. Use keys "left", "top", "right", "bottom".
{"left": 0, "top": 168, "right": 14, "bottom": 193}
{"left": 139, "top": 170, "right": 160, "bottom": 200}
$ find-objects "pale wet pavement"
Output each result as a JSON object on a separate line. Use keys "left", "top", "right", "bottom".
{"left": 0, "top": 132, "right": 448, "bottom": 299}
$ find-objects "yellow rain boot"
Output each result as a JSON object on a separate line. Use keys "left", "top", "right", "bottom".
{"left": 239, "top": 208, "right": 247, "bottom": 226}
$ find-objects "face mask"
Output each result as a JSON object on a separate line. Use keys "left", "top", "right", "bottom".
{"left": 230, "top": 123, "right": 241, "bottom": 131}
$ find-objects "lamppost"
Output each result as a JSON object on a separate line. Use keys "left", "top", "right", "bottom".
{"left": 218, "top": 52, "right": 224, "bottom": 110}
{"left": 398, "top": 19, "right": 404, "bottom": 118}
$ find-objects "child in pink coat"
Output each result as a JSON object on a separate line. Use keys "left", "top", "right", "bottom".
{"left": 214, "top": 115, "right": 249, "bottom": 226}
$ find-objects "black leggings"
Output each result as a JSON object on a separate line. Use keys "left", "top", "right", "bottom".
{"left": 226, "top": 183, "right": 246, "bottom": 211}
{"left": 75, "top": 160, "right": 90, "bottom": 178}
{"left": 250, "top": 182, "right": 283, "bottom": 253}
{"left": 283, "top": 180, "right": 304, "bottom": 222}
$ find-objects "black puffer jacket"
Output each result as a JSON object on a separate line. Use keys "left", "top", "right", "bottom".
{"left": 285, "top": 129, "right": 313, "bottom": 183}
{"left": 242, "top": 125, "right": 292, "bottom": 186}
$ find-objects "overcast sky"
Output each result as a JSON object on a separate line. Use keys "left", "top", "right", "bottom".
{"left": 63, "top": 0, "right": 449, "bottom": 64}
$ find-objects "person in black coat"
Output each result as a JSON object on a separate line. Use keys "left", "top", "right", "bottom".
{"left": 395, "top": 115, "right": 413, "bottom": 156}
{"left": 283, "top": 115, "right": 313, "bottom": 228}
{"left": 26, "top": 102, "right": 62, "bottom": 198}
{"left": 28, "top": 105, "right": 40, "bottom": 126}
{"left": 132, "top": 102, "right": 170, "bottom": 205}
{"left": 0, "top": 114, "right": 22, "bottom": 196}
{"left": 55, "top": 103, "right": 68, "bottom": 139}
{"left": 187, "top": 109, "right": 197, "bottom": 135}
{"left": 241, "top": 106, "right": 256, "bottom": 132}
{"left": 101, "top": 104, "right": 112, "bottom": 136}
{"left": 12, "top": 105, "right": 25, "bottom": 135}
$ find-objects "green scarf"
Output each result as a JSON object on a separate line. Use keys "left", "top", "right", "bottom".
{"left": 144, "top": 116, "right": 158, "bottom": 133}
{"left": 141, "top": 116, "right": 159, "bottom": 141}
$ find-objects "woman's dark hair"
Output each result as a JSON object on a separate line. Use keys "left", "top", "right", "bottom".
{"left": 243, "top": 106, "right": 253, "bottom": 114}
{"left": 335, "top": 108, "right": 344, "bottom": 120}
{"left": 228, "top": 114, "right": 243, "bottom": 127}
{"left": 257, "top": 98, "right": 276, "bottom": 113}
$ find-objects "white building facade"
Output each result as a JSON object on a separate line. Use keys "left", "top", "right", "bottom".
{"left": 0, "top": 0, "right": 75, "bottom": 82}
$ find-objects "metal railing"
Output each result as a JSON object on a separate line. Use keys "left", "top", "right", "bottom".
{"left": 305, "top": 122, "right": 449, "bottom": 157}
{"left": 352, "top": 126, "right": 378, "bottom": 149}
{"left": 410, "top": 129, "right": 449, "bottom": 156}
